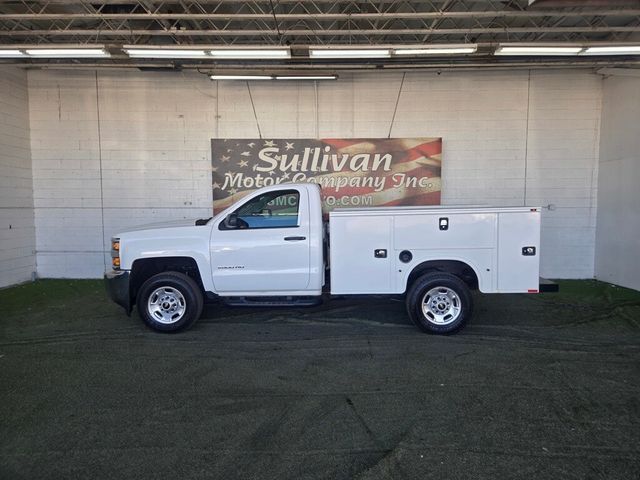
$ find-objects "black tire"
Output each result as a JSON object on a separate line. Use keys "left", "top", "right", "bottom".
{"left": 406, "top": 272, "right": 473, "bottom": 334}
{"left": 136, "top": 272, "right": 204, "bottom": 333}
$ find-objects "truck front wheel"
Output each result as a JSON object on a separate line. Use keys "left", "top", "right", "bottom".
{"left": 406, "top": 272, "right": 473, "bottom": 334}
{"left": 136, "top": 272, "right": 203, "bottom": 333}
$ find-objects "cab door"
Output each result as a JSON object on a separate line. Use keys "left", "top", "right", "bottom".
{"left": 210, "top": 187, "right": 311, "bottom": 293}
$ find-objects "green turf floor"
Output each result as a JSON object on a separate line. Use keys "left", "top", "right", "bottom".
{"left": 1, "top": 279, "right": 639, "bottom": 479}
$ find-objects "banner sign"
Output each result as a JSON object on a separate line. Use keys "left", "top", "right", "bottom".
{"left": 211, "top": 138, "right": 442, "bottom": 214}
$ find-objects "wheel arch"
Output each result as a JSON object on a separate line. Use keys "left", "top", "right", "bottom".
{"left": 130, "top": 256, "right": 205, "bottom": 304}
{"left": 405, "top": 259, "right": 480, "bottom": 294}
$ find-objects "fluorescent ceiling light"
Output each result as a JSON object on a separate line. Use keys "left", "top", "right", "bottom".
{"left": 582, "top": 46, "right": 640, "bottom": 55}
{"left": 25, "top": 48, "right": 110, "bottom": 58}
{"left": 208, "top": 49, "right": 290, "bottom": 59}
{"left": 275, "top": 75, "right": 337, "bottom": 80}
{"left": 310, "top": 48, "right": 391, "bottom": 59}
{"left": 395, "top": 46, "right": 477, "bottom": 55}
{"left": 495, "top": 46, "right": 582, "bottom": 56}
{"left": 0, "top": 49, "right": 26, "bottom": 57}
{"left": 124, "top": 48, "right": 207, "bottom": 58}
{"left": 211, "top": 75, "right": 273, "bottom": 80}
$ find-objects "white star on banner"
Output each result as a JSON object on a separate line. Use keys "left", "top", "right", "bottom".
{"left": 285, "top": 142, "right": 294, "bottom": 150}
{"left": 229, "top": 188, "right": 238, "bottom": 195}
{"left": 264, "top": 140, "right": 276, "bottom": 147}
{"left": 282, "top": 172, "right": 290, "bottom": 180}
{"left": 247, "top": 142, "right": 255, "bottom": 148}
{"left": 238, "top": 160, "right": 248, "bottom": 167}
{"left": 211, "top": 166, "right": 218, "bottom": 172}
{"left": 221, "top": 155, "right": 230, "bottom": 162}
{"left": 241, "top": 151, "right": 251, "bottom": 157}
{"left": 268, "top": 170, "right": 275, "bottom": 176}
{"left": 212, "top": 182, "right": 221, "bottom": 190}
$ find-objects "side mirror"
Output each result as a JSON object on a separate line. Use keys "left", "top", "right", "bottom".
{"left": 225, "top": 213, "right": 239, "bottom": 229}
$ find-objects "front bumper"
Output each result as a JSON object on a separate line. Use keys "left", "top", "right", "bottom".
{"left": 105, "top": 270, "right": 132, "bottom": 315}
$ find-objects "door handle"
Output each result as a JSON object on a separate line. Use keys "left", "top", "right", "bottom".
{"left": 284, "top": 236, "right": 306, "bottom": 241}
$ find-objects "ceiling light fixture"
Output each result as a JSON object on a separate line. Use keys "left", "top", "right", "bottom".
{"left": 0, "top": 49, "right": 26, "bottom": 57}
{"left": 494, "top": 46, "right": 582, "bottom": 56}
{"left": 582, "top": 46, "right": 640, "bottom": 55}
{"left": 394, "top": 45, "right": 477, "bottom": 55}
{"left": 309, "top": 48, "right": 391, "bottom": 59}
{"left": 275, "top": 75, "right": 337, "bottom": 80}
{"left": 210, "top": 74, "right": 273, "bottom": 80}
{"left": 25, "top": 48, "right": 110, "bottom": 58}
{"left": 124, "top": 48, "right": 207, "bottom": 58}
{"left": 208, "top": 49, "right": 290, "bottom": 59}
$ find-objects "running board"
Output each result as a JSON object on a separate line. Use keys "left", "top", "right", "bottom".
{"left": 221, "top": 296, "right": 323, "bottom": 307}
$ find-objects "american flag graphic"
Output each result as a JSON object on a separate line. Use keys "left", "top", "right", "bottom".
{"left": 211, "top": 138, "right": 442, "bottom": 214}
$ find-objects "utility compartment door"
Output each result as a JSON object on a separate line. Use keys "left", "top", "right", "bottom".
{"left": 330, "top": 215, "right": 393, "bottom": 294}
{"left": 394, "top": 213, "right": 496, "bottom": 249}
{"left": 497, "top": 211, "right": 540, "bottom": 292}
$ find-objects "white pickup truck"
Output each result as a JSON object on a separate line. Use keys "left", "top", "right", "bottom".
{"left": 105, "top": 183, "right": 556, "bottom": 334}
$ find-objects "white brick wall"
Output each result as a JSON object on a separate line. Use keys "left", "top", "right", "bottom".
{"left": 526, "top": 71, "right": 601, "bottom": 279}
{"left": 0, "top": 67, "right": 36, "bottom": 288}
{"left": 595, "top": 75, "right": 640, "bottom": 291}
{"left": 28, "top": 68, "right": 603, "bottom": 279}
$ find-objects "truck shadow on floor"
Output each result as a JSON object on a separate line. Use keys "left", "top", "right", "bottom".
{"left": 198, "top": 280, "right": 640, "bottom": 341}
{"left": 201, "top": 295, "right": 411, "bottom": 329}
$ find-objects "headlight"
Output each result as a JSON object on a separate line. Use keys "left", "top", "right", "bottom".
{"left": 111, "top": 237, "right": 120, "bottom": 270}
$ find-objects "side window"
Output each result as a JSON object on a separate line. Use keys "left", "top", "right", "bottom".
{"left": 221, "top": 190, "right": 300, "bottom": 230}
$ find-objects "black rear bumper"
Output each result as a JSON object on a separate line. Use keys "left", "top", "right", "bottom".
{"left": 105, "top": 270, "right": 132, "bottom": 315}
{"left": 539, "top": 278, "right": 559, "bottom": 293}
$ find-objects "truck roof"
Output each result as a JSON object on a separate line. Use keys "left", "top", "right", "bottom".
{"left": 330, "top": 205, "right": 540, "bottom": 216}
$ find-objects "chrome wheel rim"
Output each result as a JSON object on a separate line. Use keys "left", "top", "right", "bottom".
{"left": 421, "top": 287, "right": 461, "bottom": 325}
{"left": 147, "top": 286, "right": 186, "bottom": 324}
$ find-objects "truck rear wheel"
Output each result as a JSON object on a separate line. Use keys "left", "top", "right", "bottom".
{"left": 136, "top": 272, "right": 203, "bottom": 333}
{"left": 406, "top": 272, "right": 473, "bottom": 334}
